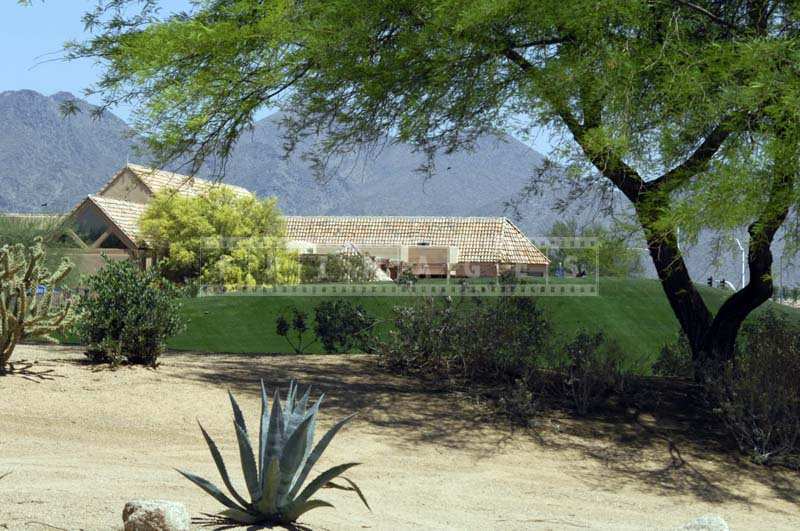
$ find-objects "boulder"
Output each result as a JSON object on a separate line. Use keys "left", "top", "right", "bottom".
{"left": 676, "top": 515, "right": 729, "bottom": 531}
{"left": 122, "top": 500, "right": 189, "bottom": 531}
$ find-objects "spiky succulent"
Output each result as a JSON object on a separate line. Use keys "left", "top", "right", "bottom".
{"left": 179, "top": 380, "right": 369, "bottom": 525}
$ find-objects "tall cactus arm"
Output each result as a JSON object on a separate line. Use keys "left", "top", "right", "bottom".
{"left": 0, "top": 239, "right": 74, "bottom": 370}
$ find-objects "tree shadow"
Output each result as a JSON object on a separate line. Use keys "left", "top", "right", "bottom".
{"left": 534, "top": 377, "right": 800, "bottom": 513}
{"left": 0, "top": 360, "right": 65, "bottom": 383}
{"left": 192, "top": 514, "right": 312, "bottom": 531}
{"left": 165, "top": 351, "right": 512, "bottom": 454}
{"left": 156, "top": 351, "right": 800, "bottom": 511}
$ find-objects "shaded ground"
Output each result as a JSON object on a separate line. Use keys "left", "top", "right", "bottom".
{"left": 1, "top": 345, "right": 799, "bottom": 530}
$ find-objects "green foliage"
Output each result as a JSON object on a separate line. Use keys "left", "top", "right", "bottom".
{"left": 0, "top": 238, "right": 74, "bottom": 372}
{"left": 74, "top": 259, "right": 184, "bottom": 366}
{"left": 300, "top": 253, "right": 377, "bottom": 283}
{"left": 379, "top": 295, "right": 552, "bottom": 384}
{"left": 313, "top": 300, "right": 377, "bottom": 353}
{"left": 179, "top": 380, "right": 369, "bottom": 526}
{"left": 323, "top": 254, "right": 376, "bottom": 283}
{"left": 558, "top": 331, "right": 627, "bottom": 415}
{"left": 712, "top": 311, "right": 800, "bottom": 467}
{"left": 549, "top": 219, "right": 643, "bottom": 278}
{"left": 140, "top": 188, "right": 299, "bottom": 288}
{"left": 0, "top": 215, "right": 60, "bottom": 247}
{"left": 275, "top": 307, "right": 315, "bottom": 354}
{"left": 652, "top": 332, "right": 694, "bottom": 379}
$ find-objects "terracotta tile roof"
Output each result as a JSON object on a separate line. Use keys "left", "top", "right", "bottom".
{"left": 285, "top": 216, "right": 549, "bottom": 265}
{"left": 86, "top": 195, "right": 148, "bottom": 245}
{"left": 123, "top": 164, "right": 252, "bottom": 198}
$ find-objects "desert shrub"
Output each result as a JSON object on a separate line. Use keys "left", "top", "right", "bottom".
{"left": 498, "top": 374, "right": 540, "bottom": 426}
{"left": 275, "top": 307, "right": 316, "bottom": 354}
{"left": 652, "top": 332, "right": 693, "bottom": 378}
{"left": 379, "top": 296, "right": 551, "bottom": 384}
{"left": 313, "top": 300, "right": 377, "bottom": 353}
{"left": 74, "top": 259, "right": 184, "bottom": 366}
{"left": 711, "top": 311, "right": 800, "bottom": 467}
{"left": 559, "top": 331, "right": 626, "bottom": 415}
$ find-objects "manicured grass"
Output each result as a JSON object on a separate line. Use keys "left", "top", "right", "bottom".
{"left": 168, "top": 277, "right": 800, "bottom": 365}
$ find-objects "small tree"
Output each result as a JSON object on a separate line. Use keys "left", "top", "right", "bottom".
{"left": 0, "top": 238, "right": 74, "bottom": 373}
{"left": 275, "top": 307, "right": 316, "bottom": 354}
{"left": 74, "top": 258, "right": 184, "bottom": 366}
{"left": 140, "top": 188, "right": 300, "bottom": 288}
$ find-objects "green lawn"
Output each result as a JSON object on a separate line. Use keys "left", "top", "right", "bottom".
{"left": 168, "top": 277, "right": 800, "bottom": 365}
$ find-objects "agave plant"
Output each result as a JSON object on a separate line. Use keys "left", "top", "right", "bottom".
{"left": 178, "top": 381, "right": 369, "bottom": 526}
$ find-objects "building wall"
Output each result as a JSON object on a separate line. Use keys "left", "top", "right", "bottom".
{"left": 63, "top": 249, "right": 135, "bottom": 276}
{"left": 451, "top": 262, "right": 547, "bottom": 278}
{"left": 100, "top": 170, "right": 152, "bottom": 204}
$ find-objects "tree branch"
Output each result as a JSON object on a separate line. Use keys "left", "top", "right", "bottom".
{"left": 502, "top": 47, "right": 647, "bottom": 202}
{"left": 647, "top": 123, "right": 732, "bottom": 193}
{"left": 671, "top": 0, "right": 744, "bottom": 33}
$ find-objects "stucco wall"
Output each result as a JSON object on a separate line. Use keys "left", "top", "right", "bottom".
{"left": 99, "top": 169, "right": 152, "bottom": 204}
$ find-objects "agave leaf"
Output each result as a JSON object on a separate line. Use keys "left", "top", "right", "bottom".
{"left": 228, "top": 391, "right": 248, "bottom": 434}
{"left": 296, "top": 385, "right": 311, "bottom": 415}
{"left": 197, "top": 421, "right": 250, "bottom": 509}
{"left": 234, "top": 421, "right": 261, "bottom": 501}
{"left": 326, "top": 477, "right": 371, "bottom": 511}
{"left": 303, "top": 394, "right": 325, "bottom": 452}
{"left": 283, "top": 499, "right": 335, "bottom": 522}
{"left": 264, "top": 390, "right": 283, "bottom": 468}
{"left": 219, "top": 507, "right": 261, "bottom": 524}
{"left": 258, "top": 380, "right": 269, "bottom": 482}
{"left": 285, "top": 380, "right": 297, "bottom": 415}
{"left": 292, "top": 462, "right": 361, "bottom": 507}
{"left": 256, "top": 456, "right": 281, "bottom": 514}
{"left": 176, "top": 469, "right": 242, "bottom": 511}
{"left": 288, "top": 413, "right": 356, "bottom": 501}
{"left": 277, "top": 414, "right": 315, "bottom": 504}
{"left": 228, "top": 392, "right": 259, "bottom": 498}
{"left": 283, "top": 406, "right": 307, "bottom": 442}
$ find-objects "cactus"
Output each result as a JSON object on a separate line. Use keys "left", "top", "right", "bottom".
{"left": 0, "top": 237, "right": 73, "bottom": 373}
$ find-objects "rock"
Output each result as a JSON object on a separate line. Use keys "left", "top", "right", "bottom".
{"left": 122, "top": 500, "right": 189, "bottom": 531}
{"left": 676, "top": 515, "right": 729, "bottom": 531}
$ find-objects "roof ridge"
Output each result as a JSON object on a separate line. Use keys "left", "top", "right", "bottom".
{"left": 284, "top": 215, "right": 507, "bottom": 220}
{"left": 126, "top": 163, "right": 251, "bottom": 194}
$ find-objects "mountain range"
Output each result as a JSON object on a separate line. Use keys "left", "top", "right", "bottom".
{"left": 0, "top": 89, "right": 797, "bottom": 286}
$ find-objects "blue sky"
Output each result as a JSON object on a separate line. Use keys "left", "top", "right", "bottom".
{"left": 1, "top": 1, "right": 192, "bottom": 121}
{"left": 1, "top": 1, "right": 554, "bottom": 153}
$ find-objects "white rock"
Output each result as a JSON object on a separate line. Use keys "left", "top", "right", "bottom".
{"left": 676, "top": 515, "right": 729, "bottom": 531}
{"left": 122, "top": 499, "right": 189, "bottom": 531}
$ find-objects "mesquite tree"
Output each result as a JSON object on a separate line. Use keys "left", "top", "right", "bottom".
{"left": 55, "top": 1, "right": 800, "bottom": 377}
{"left": 0, "top": 238, "right": 73, "bottom": 372}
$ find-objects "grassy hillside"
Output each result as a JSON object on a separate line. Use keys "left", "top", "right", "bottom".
{"left": 168, "top": 278, "right": 800, "bottom": 365}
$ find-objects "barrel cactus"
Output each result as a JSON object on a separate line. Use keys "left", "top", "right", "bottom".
{"left": 0, "top": 237, "right": 73, "bottom": 373}
{"left": 179, "top": 380, "right": 369, "bottom": 525}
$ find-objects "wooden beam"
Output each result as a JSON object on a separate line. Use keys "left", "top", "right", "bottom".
{"left": 64, "top": 229, "right": 89, "bottom": 249}
{"left": 90, "top": 229, "right": 113, "bottom": 249}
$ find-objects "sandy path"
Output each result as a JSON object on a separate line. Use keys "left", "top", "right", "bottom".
{"left": 1, "top": 345, "right": 798, "bottom": 530}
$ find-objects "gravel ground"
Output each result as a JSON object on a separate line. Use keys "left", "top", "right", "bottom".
{"left": 1, "top": 345, "right": 799, "bottom": 530}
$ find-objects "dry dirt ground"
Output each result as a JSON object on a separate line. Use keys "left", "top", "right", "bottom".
{"left": 1, "top": 345, "right": 799, "bottom": 531}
